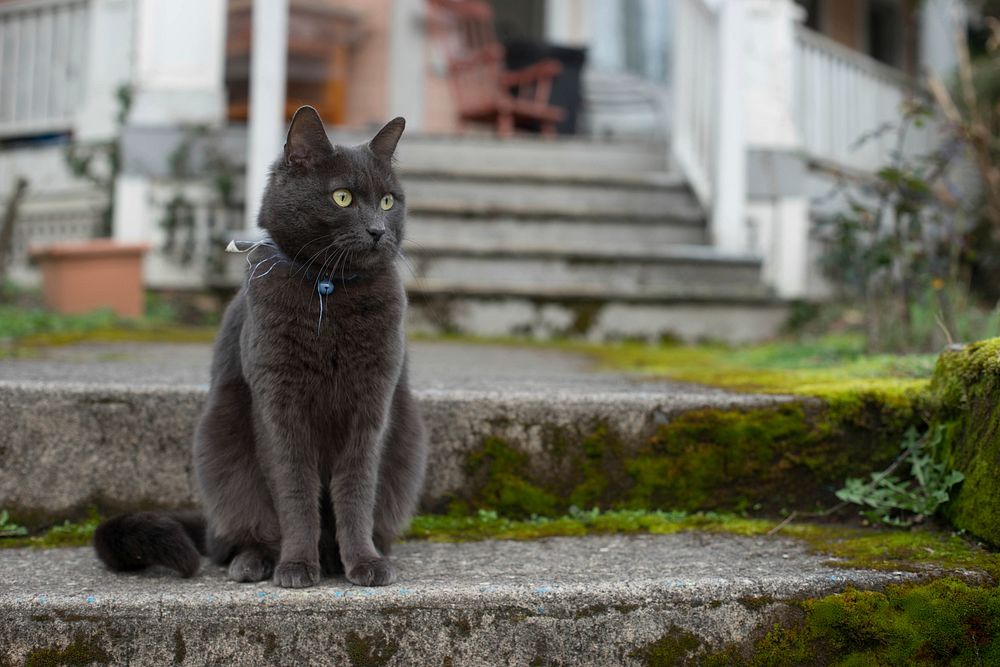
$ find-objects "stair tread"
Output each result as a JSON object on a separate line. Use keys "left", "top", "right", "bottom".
{"left": 405, "top": 280, "right": 776, "bottom": 303}
{"left": 0, "top": 539, "right": 913, "bottom": 664}
{"left": 401, "top": 242, "right": 762, "bottom": 265}
{"left": 407, "top": 201, "right": 705, "bottom": 223}
{"left": 401, "top": 167, "right": 687, "bottom": 188}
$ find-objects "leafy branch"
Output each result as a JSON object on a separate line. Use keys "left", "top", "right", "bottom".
{"left": 836, "top": 425, "right": 964, "bottom": 527}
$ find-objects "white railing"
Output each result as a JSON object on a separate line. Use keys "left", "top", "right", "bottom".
{"left": 671, "top": 0, "right": 746, "bottom": 254}
{"left": 0, "top": 0, "right": 90, "bottom": 138}
{"left": 794, "top": 25, "right": 935, "bottom": 172}
{"left": 671, "top": 0, "right": 718, "bottom": 208}
{"left": 7, "top": 196, "right": 104, "bottom": 284}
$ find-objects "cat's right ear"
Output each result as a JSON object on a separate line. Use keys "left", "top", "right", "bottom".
{"left": 284, "top": 106, "right": 333, "bottom": 168}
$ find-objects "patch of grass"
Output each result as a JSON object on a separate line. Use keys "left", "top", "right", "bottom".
{"left": 406, "top": 508, "right": 773, "bottom": 542}
{"left": 0, "top": 513, "right": 101, "bottom": 549}
{"left": 0, "top": 306, "right": 121, "bottom": 341}
{"left": 0, "top": 307, "right": 217, "bottom": 360}
{"left": 0, "top": 509, "right": 27, "bottom": 537}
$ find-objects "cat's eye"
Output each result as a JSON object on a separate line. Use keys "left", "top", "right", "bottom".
{"left": 332, "top": 189, "right": 353, "bottom": 207}
{"left": 380, "top": 194, "right": 394, "bottom": 211}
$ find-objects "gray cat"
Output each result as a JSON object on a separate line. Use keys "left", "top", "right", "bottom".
{"left": 94, "top": 107, "right": 428, "bottom": 588}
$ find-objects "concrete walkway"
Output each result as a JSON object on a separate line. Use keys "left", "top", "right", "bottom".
{"left": 2, "top": 339, "right": 673, "bottom": 393}
{"left": 0, "top": 534, "right": 913, "bottom": 665}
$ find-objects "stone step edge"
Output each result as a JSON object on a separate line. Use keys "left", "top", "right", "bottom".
{"left": 404, "top": 282, "right": 779, "bottom": 304}
{"left": 400, "top": 167, "right": 687, "bottom": 189}
{"left": 401, "top": 242, "right": 762, "bottom": 266}
{"left": 0, "top": 538, "right": 918, "bottom": 667}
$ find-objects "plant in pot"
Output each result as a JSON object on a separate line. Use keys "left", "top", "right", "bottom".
{"left": 30, "top": 85, "right": 149, "bottom": 318}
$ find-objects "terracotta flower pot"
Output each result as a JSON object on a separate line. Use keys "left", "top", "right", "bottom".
{"left": 30, "top": 240, "right": 150, "bottom": 318}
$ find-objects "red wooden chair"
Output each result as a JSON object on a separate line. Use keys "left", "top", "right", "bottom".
{"left": 427, "top": 0, "right": 566, "bottom": 137}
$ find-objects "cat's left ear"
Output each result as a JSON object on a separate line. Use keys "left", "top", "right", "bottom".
{"left": 368, "top": 117, "right": 405, "bottom": 161}
{"left": 284, "top": 106, "right": 333, "bottom": 167}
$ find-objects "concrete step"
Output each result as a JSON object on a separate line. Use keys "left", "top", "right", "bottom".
{"left": 406, "top": 211, "right": 706, "bottom": 253}
{"left": 348, "top": 131, "right": 671, "bottom": 175}
{"left": 0, "top": 375, "right": 787, "bottom": 520}
{"left": 405, "top": 286, "right": 789, "bottom": 342}
{"left": 120, "top": 126, "right": 672, "bottom": 181}
{"left": 401, "top": 244, "right": 766, "bottom": 298}
{"left": 0, "top": 537, "right": 914, "bottom": 666}
{"left": 403, "top": 172, "right": 700, "bottom": 220}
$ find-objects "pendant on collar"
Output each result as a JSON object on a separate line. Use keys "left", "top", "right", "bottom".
{"left": 317, "top": 279, "right": 335, "bottom": 296}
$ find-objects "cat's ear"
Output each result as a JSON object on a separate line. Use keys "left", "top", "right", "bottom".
{"left": 284, "top": 106, "right": 333, "bottom": 167}
{"left": 368, "top": 117, "right": 405, "bottom": 161}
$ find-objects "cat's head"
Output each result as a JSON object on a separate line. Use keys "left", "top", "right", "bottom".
{"left": 259, "top": 106, "right": 406, "bottom": 273}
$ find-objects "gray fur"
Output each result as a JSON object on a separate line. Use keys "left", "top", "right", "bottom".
{"left": 194, "top": 107, "right": 427, "bottom": 588}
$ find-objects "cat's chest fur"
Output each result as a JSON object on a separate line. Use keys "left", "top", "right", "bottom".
{"left": 239, "top": 268, "right": 406, "bottom": 419}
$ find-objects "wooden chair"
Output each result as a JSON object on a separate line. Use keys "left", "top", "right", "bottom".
{"left": 428, "top": 0, "right": 566, "bottom": 137}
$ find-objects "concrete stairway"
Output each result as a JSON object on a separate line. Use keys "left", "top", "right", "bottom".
{"left": 391, "top": 135, "right": 787, "bottom": 343}
{"left": 0, "top": 340, "right": 915, "bottom": 665}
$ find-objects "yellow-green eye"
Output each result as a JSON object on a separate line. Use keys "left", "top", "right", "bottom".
{"left": 332, "top": 189, "right": 352, "bottom": 207}
{"left": 380, "top": 194, "right": 394, "bottom": 211}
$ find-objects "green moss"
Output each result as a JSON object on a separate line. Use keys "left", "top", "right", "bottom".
{"left": 1, "top": 513, "right": 100, "bottom": 549}
{"left": 172, "top": 629, "right": 186, "bottom": 665}
{"left": 785, "top": 524, "right": 1000, "bottom": 582}
{"left": 628, "top": 579, "right": 1000, "bottom": 666}
{"left": 343, "top": 631, "right": 399, "bottom": 667}
{"left": 461, "top": 437, "right": 561, "bottom": 518}
{"left": 24, "top": 632, "right": 111, "bottom": 666}
{"left": 407, "top": 509, "right": 773, "bottom": 543}
{"left": 926, "top": 339, "right": 1000, "bottom": 546}
{"left": 450, "top": 400, "right": 908, "bottom": 517}
{"left": 629, "top": 626, "right": 703, "bottom": 666}
{"left": 713, "top": 579, "right": 1000, "bottom": 666}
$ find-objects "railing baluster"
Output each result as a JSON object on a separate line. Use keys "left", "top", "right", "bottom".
{"left": 794, "top": 24, "right": 932, "bottom": 172}
{"left": 0, "top": 0, "right": 89, "bottom": 137}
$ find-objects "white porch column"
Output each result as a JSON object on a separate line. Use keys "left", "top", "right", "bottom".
{"left": 245, "top": 0, "right": 289, "bottom": 231}
{"left": 388, "top": 0, "right": 425, "bottom": 130}
{"left": 74, "top": 0, "right": 137, "bottom": 141}
{"left": 128, "top": 0, "right": 228, "bottom": 126}
{"left": 919, "top": 0, "right": 964, "bottom": 80}
{"left": 710, "top": 0, "right": 748, "bottom": 254}
{"left": 741, "top": 0, "right": 811, "bottom": 299}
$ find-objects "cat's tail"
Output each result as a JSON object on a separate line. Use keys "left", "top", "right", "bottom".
{"left": 93, "top": 511, "right": 206, "bottom": 578}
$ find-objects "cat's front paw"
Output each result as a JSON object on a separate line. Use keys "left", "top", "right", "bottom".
{"left": 346, "top": 557, "right": 397, "bottom": 587}
{"left": 273, "top": 560, "right": 321, "bottom": 588}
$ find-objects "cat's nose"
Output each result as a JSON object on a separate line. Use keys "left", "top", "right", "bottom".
{"left": 367, "top": 228, "right": 385, "bottom": 242}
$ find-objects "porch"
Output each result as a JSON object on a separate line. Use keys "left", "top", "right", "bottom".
{"left": 0, "top": 0, "right": 955, "bottom": 340}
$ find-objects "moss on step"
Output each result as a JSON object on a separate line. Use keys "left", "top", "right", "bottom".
{"left": 0, "top": 513, "right": 101, "bottom": 549}
{"left": 649, "top": 578, "right": 1000, "bottom": 666}
{"left": 926, "top": 339, "right": 1000, "bottom": 547}
{"left": 566, "top": 336, "right": 935, "bottom": 403}
{"left": 23, "top": 631, "right": 111, "bottom": 667}
{"left": 448, "top": 400, "right": 908, "bottom": 518}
